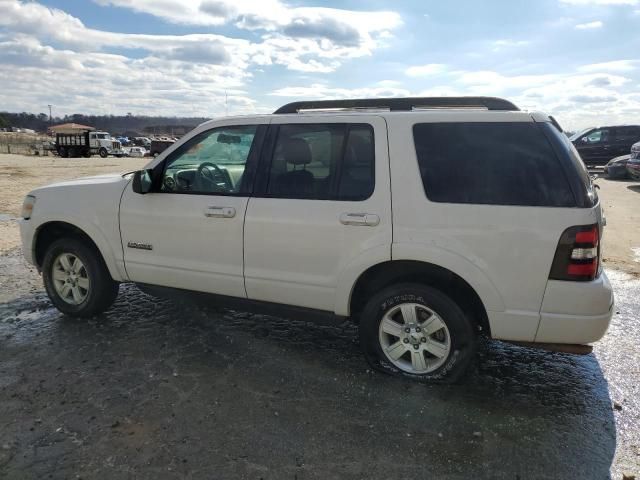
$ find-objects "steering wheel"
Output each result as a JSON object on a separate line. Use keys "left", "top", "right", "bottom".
{"left": 196, "top": 162, "right": 233, "bottom": 192}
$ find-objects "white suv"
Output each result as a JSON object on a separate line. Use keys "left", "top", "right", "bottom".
{"left": 19, "top": 97, "right": 614, "bottom": 382}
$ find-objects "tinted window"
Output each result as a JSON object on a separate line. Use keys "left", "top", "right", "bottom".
{"left": 266, "top": 123, "right": 374, "bottom": 200}
{"left": 413, "top": 122, "right": 576, "bottom": 207}
{"left": 161, "top": 125, "right": 257, "bottom": 195}
{"left": 615, "top": 126, "right": 640, "bottom": 144}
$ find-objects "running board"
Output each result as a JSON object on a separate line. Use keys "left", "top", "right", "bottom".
{"left": 503, "top": 341, "right": 593, "bottom": 355}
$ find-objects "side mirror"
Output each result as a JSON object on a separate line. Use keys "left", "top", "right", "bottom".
{"left": 132, "top": 169, "right": 153, "bottom": 194}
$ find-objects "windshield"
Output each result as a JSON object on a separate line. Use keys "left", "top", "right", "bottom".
{"left": 569, "top": 128, "right": 592, "bottom": 142}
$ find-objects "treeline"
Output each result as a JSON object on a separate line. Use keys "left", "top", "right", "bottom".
{"left": 0, "top": 111, "right": 210, "bottom": 136}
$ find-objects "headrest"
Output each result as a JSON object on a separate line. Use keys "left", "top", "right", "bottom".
{"left": 282, "top": 137, "right": 312, "bottom": 166}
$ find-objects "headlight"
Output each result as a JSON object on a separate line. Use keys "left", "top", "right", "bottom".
{"left": 21, "top": 195, "right": 36, "bottom": 219}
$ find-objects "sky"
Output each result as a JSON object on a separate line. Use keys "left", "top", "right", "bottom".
{"left": 0, "top": 0, "right": 639, "bottom": 130}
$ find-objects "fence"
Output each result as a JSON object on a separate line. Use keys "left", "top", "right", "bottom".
{"left": 0, "top": 133, "right": 52, "bottom": 155}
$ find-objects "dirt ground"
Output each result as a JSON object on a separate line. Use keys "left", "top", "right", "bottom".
{"left": 1, "top": 153, "right": 638, "bottom": 275}
{"left": 0, "top": 153, "right": 639, "bottom": 478}
{"left": 0, "top": 154, "right": 147, "bottom": 252}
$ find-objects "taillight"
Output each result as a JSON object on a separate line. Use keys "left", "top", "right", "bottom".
{"left": 549, "top": 224, "right": 600, "bottom": 281}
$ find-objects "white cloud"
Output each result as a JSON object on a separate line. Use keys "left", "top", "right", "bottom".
{"left": 270, "top": 84, "right": 411, "bottom": 99}
{"left": 405, "top": 64, "right": 448, "bottom": 77}
{"left": 575, "top": 20, "right": 604, "bottom": 29}
{"left": 0, "top": 0, "right": 403, "bottom": 116}
{"left": 93, "top": 0, "right": 402, "bottom": 49}
{"left": 272, "top": 62, "right": 640, "bottom": 130}
{"left": 0, "top": 1, "right": 401, "bottom": 73}
{"left": 578, "top": 60, "right": 638, "bottom": 72}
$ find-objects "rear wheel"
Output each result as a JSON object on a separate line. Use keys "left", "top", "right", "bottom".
{"left": 59, "top": 147, "right": 68, "bottom": 158}
{"left": 359, "top": 283, "right": 477, "bottom": 383}
{"left": 42, "top": 237, "right": 119, "bottom": 317}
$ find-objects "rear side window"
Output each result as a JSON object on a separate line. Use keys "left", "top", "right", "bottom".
{"left": 265, "top": 123, "right": 374, "bottom": 200}
{"left": 413, "top": 122, "right": 576, "bottom": 207}
{"left": 615, "top": 126, "right": 640, "bottom": 144}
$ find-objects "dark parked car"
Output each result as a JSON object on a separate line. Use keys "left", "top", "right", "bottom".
{"left": 570, "top": 125, "right": 640, "bottom": 168}
{"left": 627, "top": 141, "right": 640, "bottom": 180}
{"left": 150, "top": 139, "right": 175, "bottom": 157}
{"left": 604, "top": 154, "right": 630, "bottom": 179}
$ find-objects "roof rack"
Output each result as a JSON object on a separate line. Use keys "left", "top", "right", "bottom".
{"left": 273, "top": 96, "right": 519, "bottom": 114}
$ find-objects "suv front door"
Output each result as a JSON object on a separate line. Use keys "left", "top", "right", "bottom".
{"left": 243, "top": 116, "right": 391, "bottom": 313}
{"left": 575, "top": 128, "right": 612, "bottom": 166}
{"left": 119, "top": 120, "right": 266, "bottom": 297}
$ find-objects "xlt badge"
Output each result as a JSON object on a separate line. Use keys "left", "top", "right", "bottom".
{"left": 127, "top": 241, "right": 153, "bottom": 251}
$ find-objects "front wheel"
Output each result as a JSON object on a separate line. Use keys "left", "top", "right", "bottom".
{"left": 99, "top": 147, "right": 108, "bottom": 158}
{"left": 42, "top": 237, "right": 119, "bottom": 317}
{"left": 359, "top": 283, "right": 477, "bottom": 383}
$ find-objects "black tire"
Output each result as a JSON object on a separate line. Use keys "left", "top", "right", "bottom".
{"left": 68, "top": 147, "right": 78, "bottom": 158}
{"left": 82, "top": 151, "right": 91, "bottom": 158}
{"left": 42, "top": 237, "right": 119, "bottom": 318}
{"left": 59, "top": 147, "right": 68, "bottom": 158}
{"left": 99, "top": 147, "right": 108, "bottom": 158}
{"left": 359, "top": 283, "right": 477, "bottom": 384}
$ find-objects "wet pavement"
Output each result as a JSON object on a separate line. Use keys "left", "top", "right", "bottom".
{"left": 0, "top": 248, "right": 638, "bottom": 479}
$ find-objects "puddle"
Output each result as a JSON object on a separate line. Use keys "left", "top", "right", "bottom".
{"left": 0, "top": 213, "right": 16, "bottom": 221}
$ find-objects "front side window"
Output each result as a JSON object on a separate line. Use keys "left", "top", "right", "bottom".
{"left": 266, "top": 123, "right": 374, "bottom": 200}
{"left": 160, "top": 125, "right": 257, "bottom": 195}
{"left": 413, "top": 122, "right": 576, "bottom": 207}
{"left": 583, "top": 129, "right": 609, "bottom": 144}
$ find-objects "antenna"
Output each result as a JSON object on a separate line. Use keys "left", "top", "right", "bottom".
{"left": 225, "top": 91, "right": 228, "bottom": 116}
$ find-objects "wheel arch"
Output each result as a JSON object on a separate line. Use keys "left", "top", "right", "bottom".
{"left": 348, "top": 260, "right": 493, "bottom": 338}
{"left": 33, "top": 221, "right": 122, "bottom": 281}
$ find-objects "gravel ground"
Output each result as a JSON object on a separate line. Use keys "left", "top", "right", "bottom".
{"left": 0, "top": 249, "right": 638, "bottom": 479}
{"left": 0, "top": 153, "right": 639, "bottom": 479}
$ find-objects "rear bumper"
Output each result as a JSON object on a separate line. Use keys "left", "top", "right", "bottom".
{"left": 535, "top": 272, "right": 614, "bottom": 344}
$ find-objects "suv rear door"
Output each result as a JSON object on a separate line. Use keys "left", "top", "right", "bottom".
{"left": 574, "top": 127, "right": 612, "bottom": 166}
{"left": 390, "top": 116, "right": 600, "bottom": 342}
{"left": 243, "top": 116, "right": 391, "bottom": 312}
{"left": 614, "top": 126, "right": 640, "bottom": 157}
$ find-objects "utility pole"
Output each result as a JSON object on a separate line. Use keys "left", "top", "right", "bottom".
{"left": 47, "top": 104, "right": 52, "bottom": 125}
{"left": 225, "top": 90, "right": 228, "bottom": 116}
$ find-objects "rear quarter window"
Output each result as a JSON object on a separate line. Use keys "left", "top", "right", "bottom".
{"left": 413, "top": 122, "right": 576, "bottom": 207}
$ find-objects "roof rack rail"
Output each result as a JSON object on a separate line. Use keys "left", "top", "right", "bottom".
{"left": 274, "top": 96, "right": 519, "bottom": 114}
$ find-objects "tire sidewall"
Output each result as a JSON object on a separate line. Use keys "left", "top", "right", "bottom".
{"left": 42, "top": 239, "right": 105, "bottom": 316}
{"left": 99, "top": 148, "right": 108, "bottom": 158}
{"left": 360, "top": 284, "right": 476, "bottom": 383}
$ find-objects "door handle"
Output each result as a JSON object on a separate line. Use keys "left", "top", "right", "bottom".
{"left": 204, "top": 206, "right": 236, "bottom": 218}
{"left": 340, "top": 212, "right": 380, "bottom": 226}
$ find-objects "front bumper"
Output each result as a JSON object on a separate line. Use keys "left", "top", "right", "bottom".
{"left": 535, "top": 272, "right": 614, "bottom": 344}
{"left": 19, "top": 218, "right": 36, "bottom": 266}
